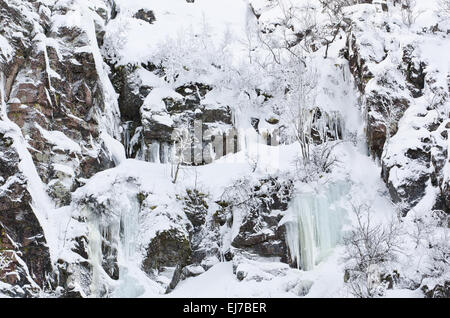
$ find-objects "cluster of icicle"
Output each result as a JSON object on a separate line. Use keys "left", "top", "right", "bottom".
{"left": 85, "top": 192, "right": 152, "bottom": 297}
{"left": 283, "top": 182, "right": 350, "bottom": 270}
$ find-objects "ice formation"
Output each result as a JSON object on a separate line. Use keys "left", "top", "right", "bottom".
{"left": 284, "top": 182, "right": 350, "bottom": 270}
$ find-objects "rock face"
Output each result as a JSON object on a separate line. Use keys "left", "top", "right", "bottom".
{"left": 227, "top": 176, "right": 294, "bottom": 264}
{"left": 0, "top": 0, "right": 121, "bottom": 296}
{"left": 133, "top": 9, "right": 156, "bottom": 24}
{"left": 183, "top": 188, "right": 209, "bottom": 228}
{"left": 1, "top": 0, "right": 240, "bottom": 296}
{"left": 109, "top": 62, "right": 235, "bottom": 164}
{"left": 69, "top": 164, "right": 196, "bottom": 295}
{"left": 0, "top": 131, "right": 51, "bottom": 293}
{"left": 142, "top": 229, "right": 191, "bottom": 273}
{"left": 342, "top": 4, "right": 449, "bottom": 214}
{"left": 1, "top": 0, "right": 120, "bottom": 209}
{"left": 422, "top": 281, "right": 450, "bottom": 298}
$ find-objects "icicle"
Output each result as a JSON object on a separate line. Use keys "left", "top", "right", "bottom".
{"left": 0, "top": 72, "right": 7, "bottom": 120}
{"left": 121, "top": 121, "right": 132, "bottom": 157}
{"left": 111, "top": 191, "right": 150, "bottom": 297}
{"left": 85, "top": 188, "right": 153, "bottom": 297}
{"left": 284, "top": 182, "right": 350, "bottom": 270}
{"left": 87, "top": 216, "right": 105, "bottom": 297}
{"left": 138, "top": 136, "right": 147, "bottom": 161}
{"left": 160, "top": 142, "right": 170, "bottom": 163}
{"left": 149, "top": 142, "right": 160, "bottom": 163}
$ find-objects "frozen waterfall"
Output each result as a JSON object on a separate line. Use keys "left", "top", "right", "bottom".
{"left": 283, "top": 182, "right": 350, "bottom": 270}
{"left": 0, "top": 73, "right": 7, "bottom": 119}
{"left": 86, "top": 189, "right": 161, "bottom": 297}
{"left": 110, "top": 196, "right": 147, "bottom": 298}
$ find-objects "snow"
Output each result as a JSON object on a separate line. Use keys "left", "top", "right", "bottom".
{"left": 141, "top": 87, "right": 183, "bottom": 113}
{"left": 0, "top": 119, "right": 59, "bottom": 265}
{"left": 37, "top": 124, "right": 82, "bottom": 154}
{"left": 100, "top": 131, "right": 126, "bottom": 165}
{"left": 106, "top": 0, "right": 249, "bottom": 66}
{"left": 0, "top": 35, "right": 13, "bottom": 64}
{"left": 168, "top": 261, "right": 301, "bottom": 298}
{"left": 52, "top": 163, "right": 75, "bottom": 177}
{"left": 66, "top": 133, "right": 410, "bottom": 297}
{"left": 169, "top": 248, "right": 348, "bottom": 298}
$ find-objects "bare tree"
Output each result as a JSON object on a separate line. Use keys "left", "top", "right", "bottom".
{"left": 407, "top": 211, "right": 435, "bottom": 249}
{"left": 401, "top": 0, "right": 421, "bottom": 28}
{"left": 310, "top": 141, "right": 342, "bottom": 172}
{"left": 220, "top": 176, "right": 259, "bottom": 212}
{"left": 318, "top": 0, "right": 355, "bottom": 58}
{"left": 241, "top": 0, "right": 345, "bottom": 172}
{"left": 171, "top": 122, "right": 197, "bottom": 184}
{"left": 294, "top": 140, "right": 342, "bottom": 183}
{"left": 281, "top": 63, "right": 319, "bottom": 162}
{"left": 343, "top": 203, "right": 403, "bottom": 297}
{"left": 253, "top": 0, "right": 319, "bottom": 67}
{"left": 427, "top": 231, "right": 450, "bottom": 279}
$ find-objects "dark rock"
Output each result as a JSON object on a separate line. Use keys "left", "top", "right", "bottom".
{"left": 79, "top": 144, "right": 116, "bottom": 179}
{"left": 251, "top": 117, "right": 260, "bottom": 133}
{"left": 236, "top": 270, "right": 247, "bottom": 281}
{"left": 0, "top": 134, "right": 52, "bottom": 288}
{"left": 266, "top": 117, "right": 279, "bottom": 125}
{"left": 382, "top": 163, "right": 429, "bottom": 211}
{"left": 183, "top": 189, "right": 209, "bottom": 228}
{"left": 61, "top": 288, "right": 84, "bottom": 298}
{"left": 110, "top": 64, "right": 143, "bottom": 123}
{"left": 231, "top": 177, "right": 294, "bottom": 264}
{"left": 344, "top": 269, "right": 350, "bottom": 283}
{"left": 366, "top": 94, "right": 409, "bottom": 159}
{"left": 422, "top": 281, "right": 450, "bottom": 298}
{"left": 143, "top": 119, "right": 174, "bottom": 141}
{"left": 142, "top": 229, "right": 191, "bottom": 273}
{"left": 101, "top": 237, "right": 119, "bottom": 280}
{"left": 202, "top": 106, "right": 232, "bottom": 124}
{"left": 213, "top": 201, "right": 230, "bottom": 226}
{"left": 72, "top": 236, "right": 89, "bottom": 260}
{"left": 381, "top": 270, "right": 400, "bottom": 289}
{"left": 133, "top": 9, "right": 156, "bottom": 24}
{"left": 405, "top": 148, "right": 431, "bottom": 161}
{"left": 344, "top": 33, "right": 374, "bottom": 93}
{"left": 402, "top": 45, "right": 426, "bottom": 98}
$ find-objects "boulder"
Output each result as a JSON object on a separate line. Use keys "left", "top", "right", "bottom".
{"left": 133, "top": 9, "right": 156, "bottom": 24}
{"left": 142, "top": 228, "right": 191, "bottom": 273}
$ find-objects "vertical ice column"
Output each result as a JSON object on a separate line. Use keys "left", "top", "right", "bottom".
{"left": 159, "top": 142, "right": 170, "bottom": 163}
{"left": 284, "top": 182, "right": 350, "bottom": 270}
{"left": 0, "top": 73, "right": 7, "bottom": 119}
{"left": 88, "top": 219, "right": 102, "bottom": 297}
{"left": 87, "top": 191, "right": 145, "bottom": 297}
{"left": 112, "top": 193, "right": 150, "bottom": 297}
{"left": 149, "top": 142, "right": 161, "bottom": 163}
{"left": 121, "top": 121, "right": 132, "bottom": 157}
